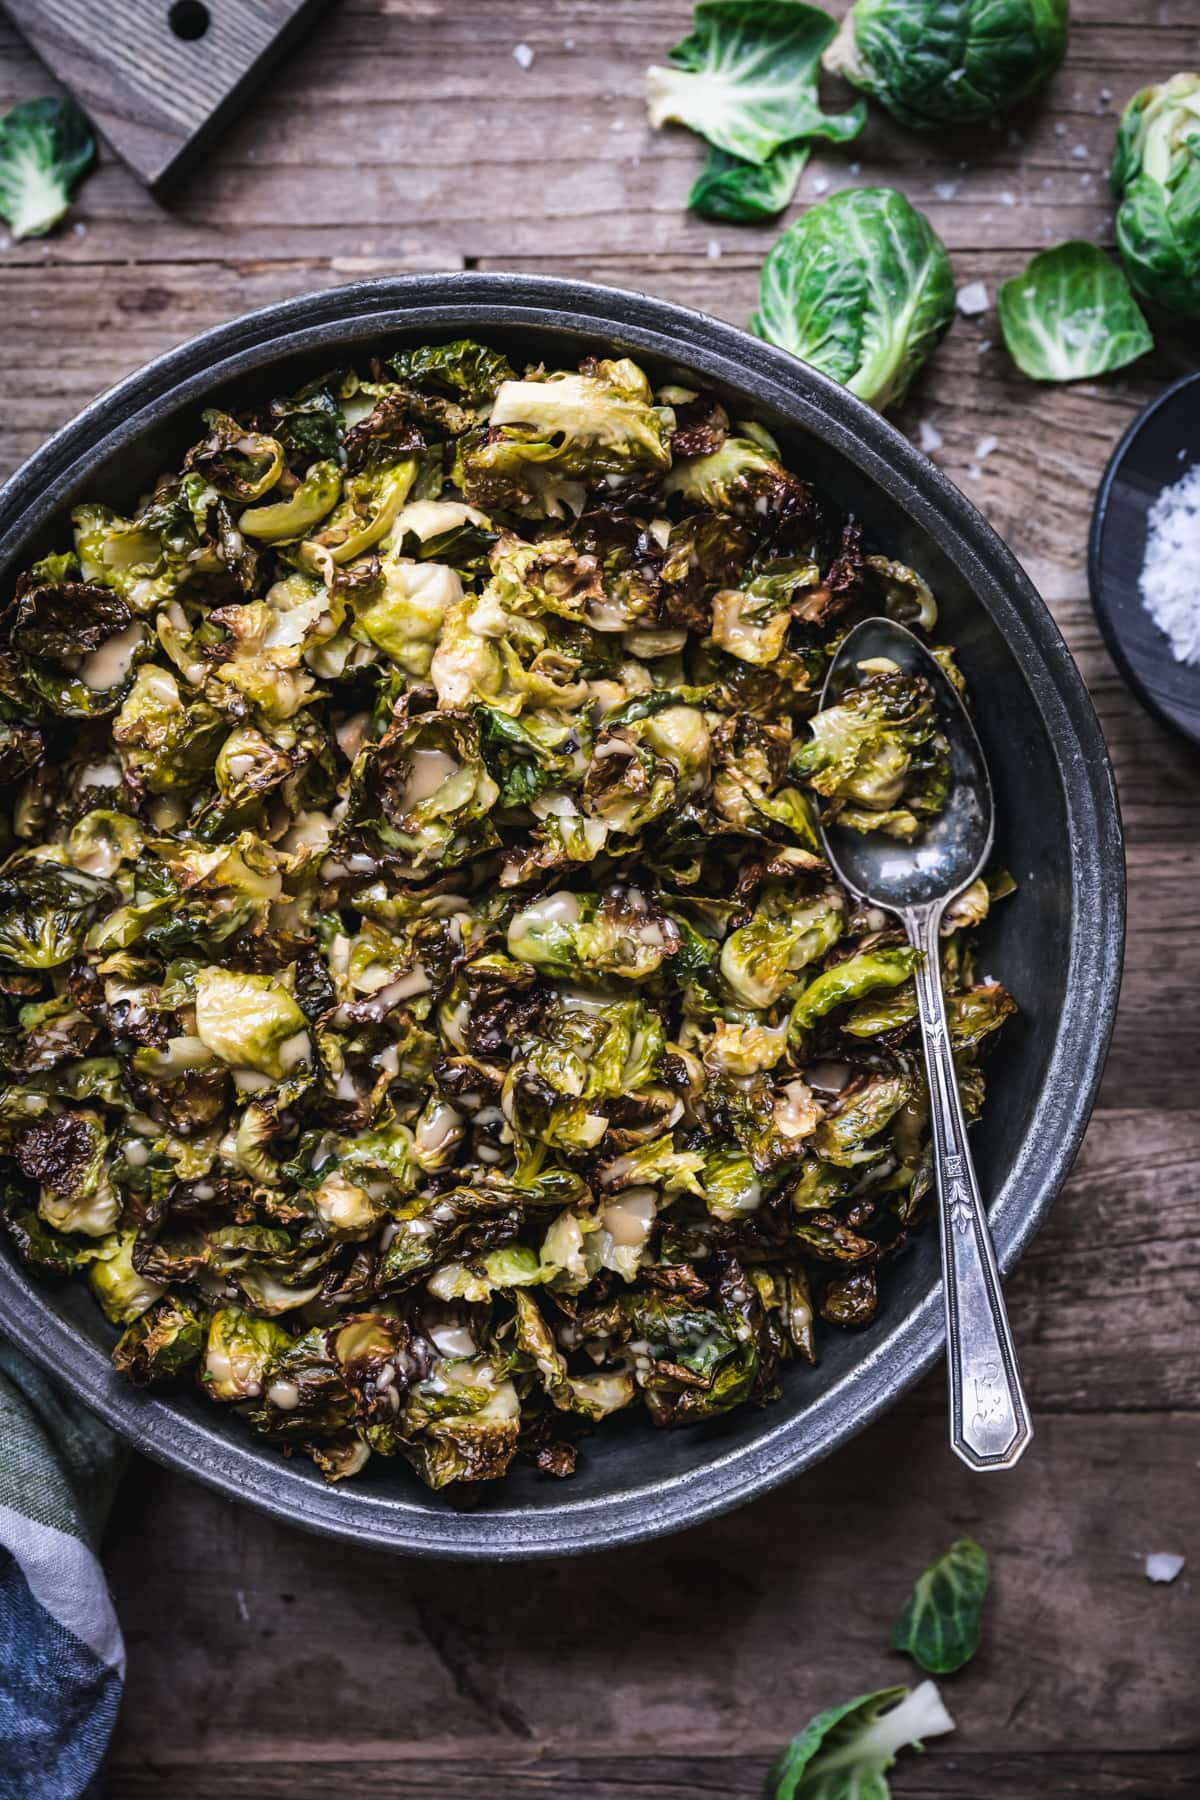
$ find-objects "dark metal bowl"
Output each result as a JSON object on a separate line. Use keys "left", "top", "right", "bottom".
{"left": 0, "top": 275, "right": 1124, "bottom": 1557}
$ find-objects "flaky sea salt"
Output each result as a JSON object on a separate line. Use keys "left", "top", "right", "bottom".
{"left": 513, "top": 42, "right": 535, "bottom": 69}
{"left": 956, "top": 280, "right": 989, "bottom": 316}
{"left": 1140, "top": 463, "right": 1200, "bottom": 666}
{"left": 917, "top": 419, "right": 944, "bottom": 454}
{"left": 1145, "top": 1553, "right": 1186, "bottom": 1583}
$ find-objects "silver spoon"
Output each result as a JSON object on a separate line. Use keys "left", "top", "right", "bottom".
{"left": 815, "top": 616, "right": 1032, "bottom": 1472}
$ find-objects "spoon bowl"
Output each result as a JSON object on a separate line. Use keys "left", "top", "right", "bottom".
{"left": 820, "top": 616, "right": 994, "bottom": 912}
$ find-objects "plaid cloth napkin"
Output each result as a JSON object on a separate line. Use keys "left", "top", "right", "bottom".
{"left": 0, "top": 1342, "right": 126, "bottom": 1800}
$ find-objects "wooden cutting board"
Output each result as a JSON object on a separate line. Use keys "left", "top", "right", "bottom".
{"left": 1, "top": 0, "right": 331, "bottom": 193}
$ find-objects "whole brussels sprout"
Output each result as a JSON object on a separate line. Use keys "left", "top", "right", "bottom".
{"left": 1111, "top": 72, "right": 1200, "bottom": 322}
{"left": 824, "top": 0, "right": 1069, "bottom": 131}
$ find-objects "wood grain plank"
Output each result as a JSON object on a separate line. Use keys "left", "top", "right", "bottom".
{"left": 0, "top": 2, "right": 1195, "bottom": 266}
{"left": 102, "top": 1409, "right": 1199, "bottom": 1770}
{"left": 104, "top": 1751, "right": 1200, "bottom": 1799}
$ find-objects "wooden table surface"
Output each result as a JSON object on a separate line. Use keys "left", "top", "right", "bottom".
{"left": 2, "top": 2, "right": 1198, "bottom": 1794}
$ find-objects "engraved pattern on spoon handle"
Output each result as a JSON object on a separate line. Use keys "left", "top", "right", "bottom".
{"left": 907, "top": 902, "right": 1033, "bottom": 1471}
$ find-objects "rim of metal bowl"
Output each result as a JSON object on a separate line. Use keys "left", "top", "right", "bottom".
{"left": 0, "top": 274, "right": 1125, "bottom": 1558}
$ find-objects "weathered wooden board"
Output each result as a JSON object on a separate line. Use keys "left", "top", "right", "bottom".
{"left": 0, "top": 2, "right": 1196, "bottom": 1796}
{"left": 1, "top": 0, "right": 331, "bottom": 191}
{"left": 101, "top": 1409, "right": 1198, "bottom": 1795}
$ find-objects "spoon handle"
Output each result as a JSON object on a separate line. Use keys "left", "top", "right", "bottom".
{"left": 907, "top": 902, "right": 1033, "bottom": 1472}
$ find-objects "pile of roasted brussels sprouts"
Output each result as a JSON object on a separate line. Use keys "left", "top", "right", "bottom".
{"left": 0, "top": 343, "right": 1014, "bottom": 1490}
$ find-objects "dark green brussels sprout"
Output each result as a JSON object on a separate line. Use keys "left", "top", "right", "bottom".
{"left": 1111, "top": 74, "right": 1200, "bottom": 322}
{"left": 0, "top": 96, "right": 94, "bottom": 240}
{"left": 752, "top": 189, "right": 955, "bottom": 413}
{"left": 0, "top": 336, "right": 1011, "bottom": 1491}
{"left": 824, "top": 0, "right": 1069, "bottom": 131}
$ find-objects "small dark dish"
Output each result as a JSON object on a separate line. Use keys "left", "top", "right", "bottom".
{"left": 1089, "top": 369, "right": 1200, "bottom": 746}
{"left": 0, "top": 275, "right": 1123, "bottom": 1557}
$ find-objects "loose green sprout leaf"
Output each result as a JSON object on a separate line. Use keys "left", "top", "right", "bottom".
{"left": 0, "top": 337, "right": 1013, "bottom": 1491}
{"left": 690, "top": 141, "right": 811, "bottom": 223}
{"left": 767, "top": 1679, "right": 955, "bottom": 1798}
{"left": 752, "top": 189, "right": 955, "bottom": 411}
{"left": 1111, "top": 73, "right": 1200, "bottom": 322}
{"left": 647, "top": 1, "right": 865, "bottom": 166}
{"left": 892, "top": 1538, "right": 990, "bottom": 1674}
{"left": 824, "top": 0, "right": 1069, "bottom": 131}
{"left": 997, "top": 243, "right": 1153, "bottom": 381}
{"left": 0, "top": 97, "right": 95, "bottom": 241}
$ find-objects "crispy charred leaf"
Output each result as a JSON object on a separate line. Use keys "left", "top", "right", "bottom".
{"left": 623, "top": 1254, "right": 777, "bottom": 1426}
{"left": 340, "top": 701, "right": 500, "bottom": 877}
{"left": 0, "top": 335, "right": 1012, "bottom": 1490}
{"left": 892, "top": 1537, "right": 990, "bottom": 1674}
{"left": 343, "top": 389, "right": 474, "bottom": 468}
{"left": 388, "top": 339, "right": 516, "bottom": 403}
{"left": 111, "top": 1294, "right": 205, "bottom": 1386}
{"left": 183, "top": 411, "right": 284, "bottom": 502}
{"left": 819, "top": 1264, "right": 878, "bottom": 1327}
{"left": 1, "top": 1187, "right": 103, "bottom": 1276}
{"left": 0, "top": 856, "right": 114, "bottom": 969}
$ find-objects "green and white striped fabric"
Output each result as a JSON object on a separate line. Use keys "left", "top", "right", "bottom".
{"left": 0, "top": 1341, "right": 126, "bottom": 1799}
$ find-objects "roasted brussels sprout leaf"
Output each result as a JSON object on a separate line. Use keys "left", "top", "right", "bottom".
{"left": 824, "top": 0, "right": 1069, "bottom": 131}
{"left": 792, "top": 667, "right": 950, "bottom": 838}
{"left": 1111, "top": 73, "right": 1200, "bottom": 323}
{"left": 997, "top": 242, "right": 1154, "bottom": 381}
{"left": 0, "top": 96, "right": 95, "bottom": 241}
{"left": 646, "top": 0, "right": 865, "bottom": 165}
{"left": 0, "top": 338, "right": 1013, "bottom": 1491}
{"left": 767, "top": 1680, "right": 955, "bottom": 1799}
{"left": 892, "top": 1537, "right": 990, "bottom": 1674}
{"left": 752, "top": 189, "right": 955, "bottom": 411}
